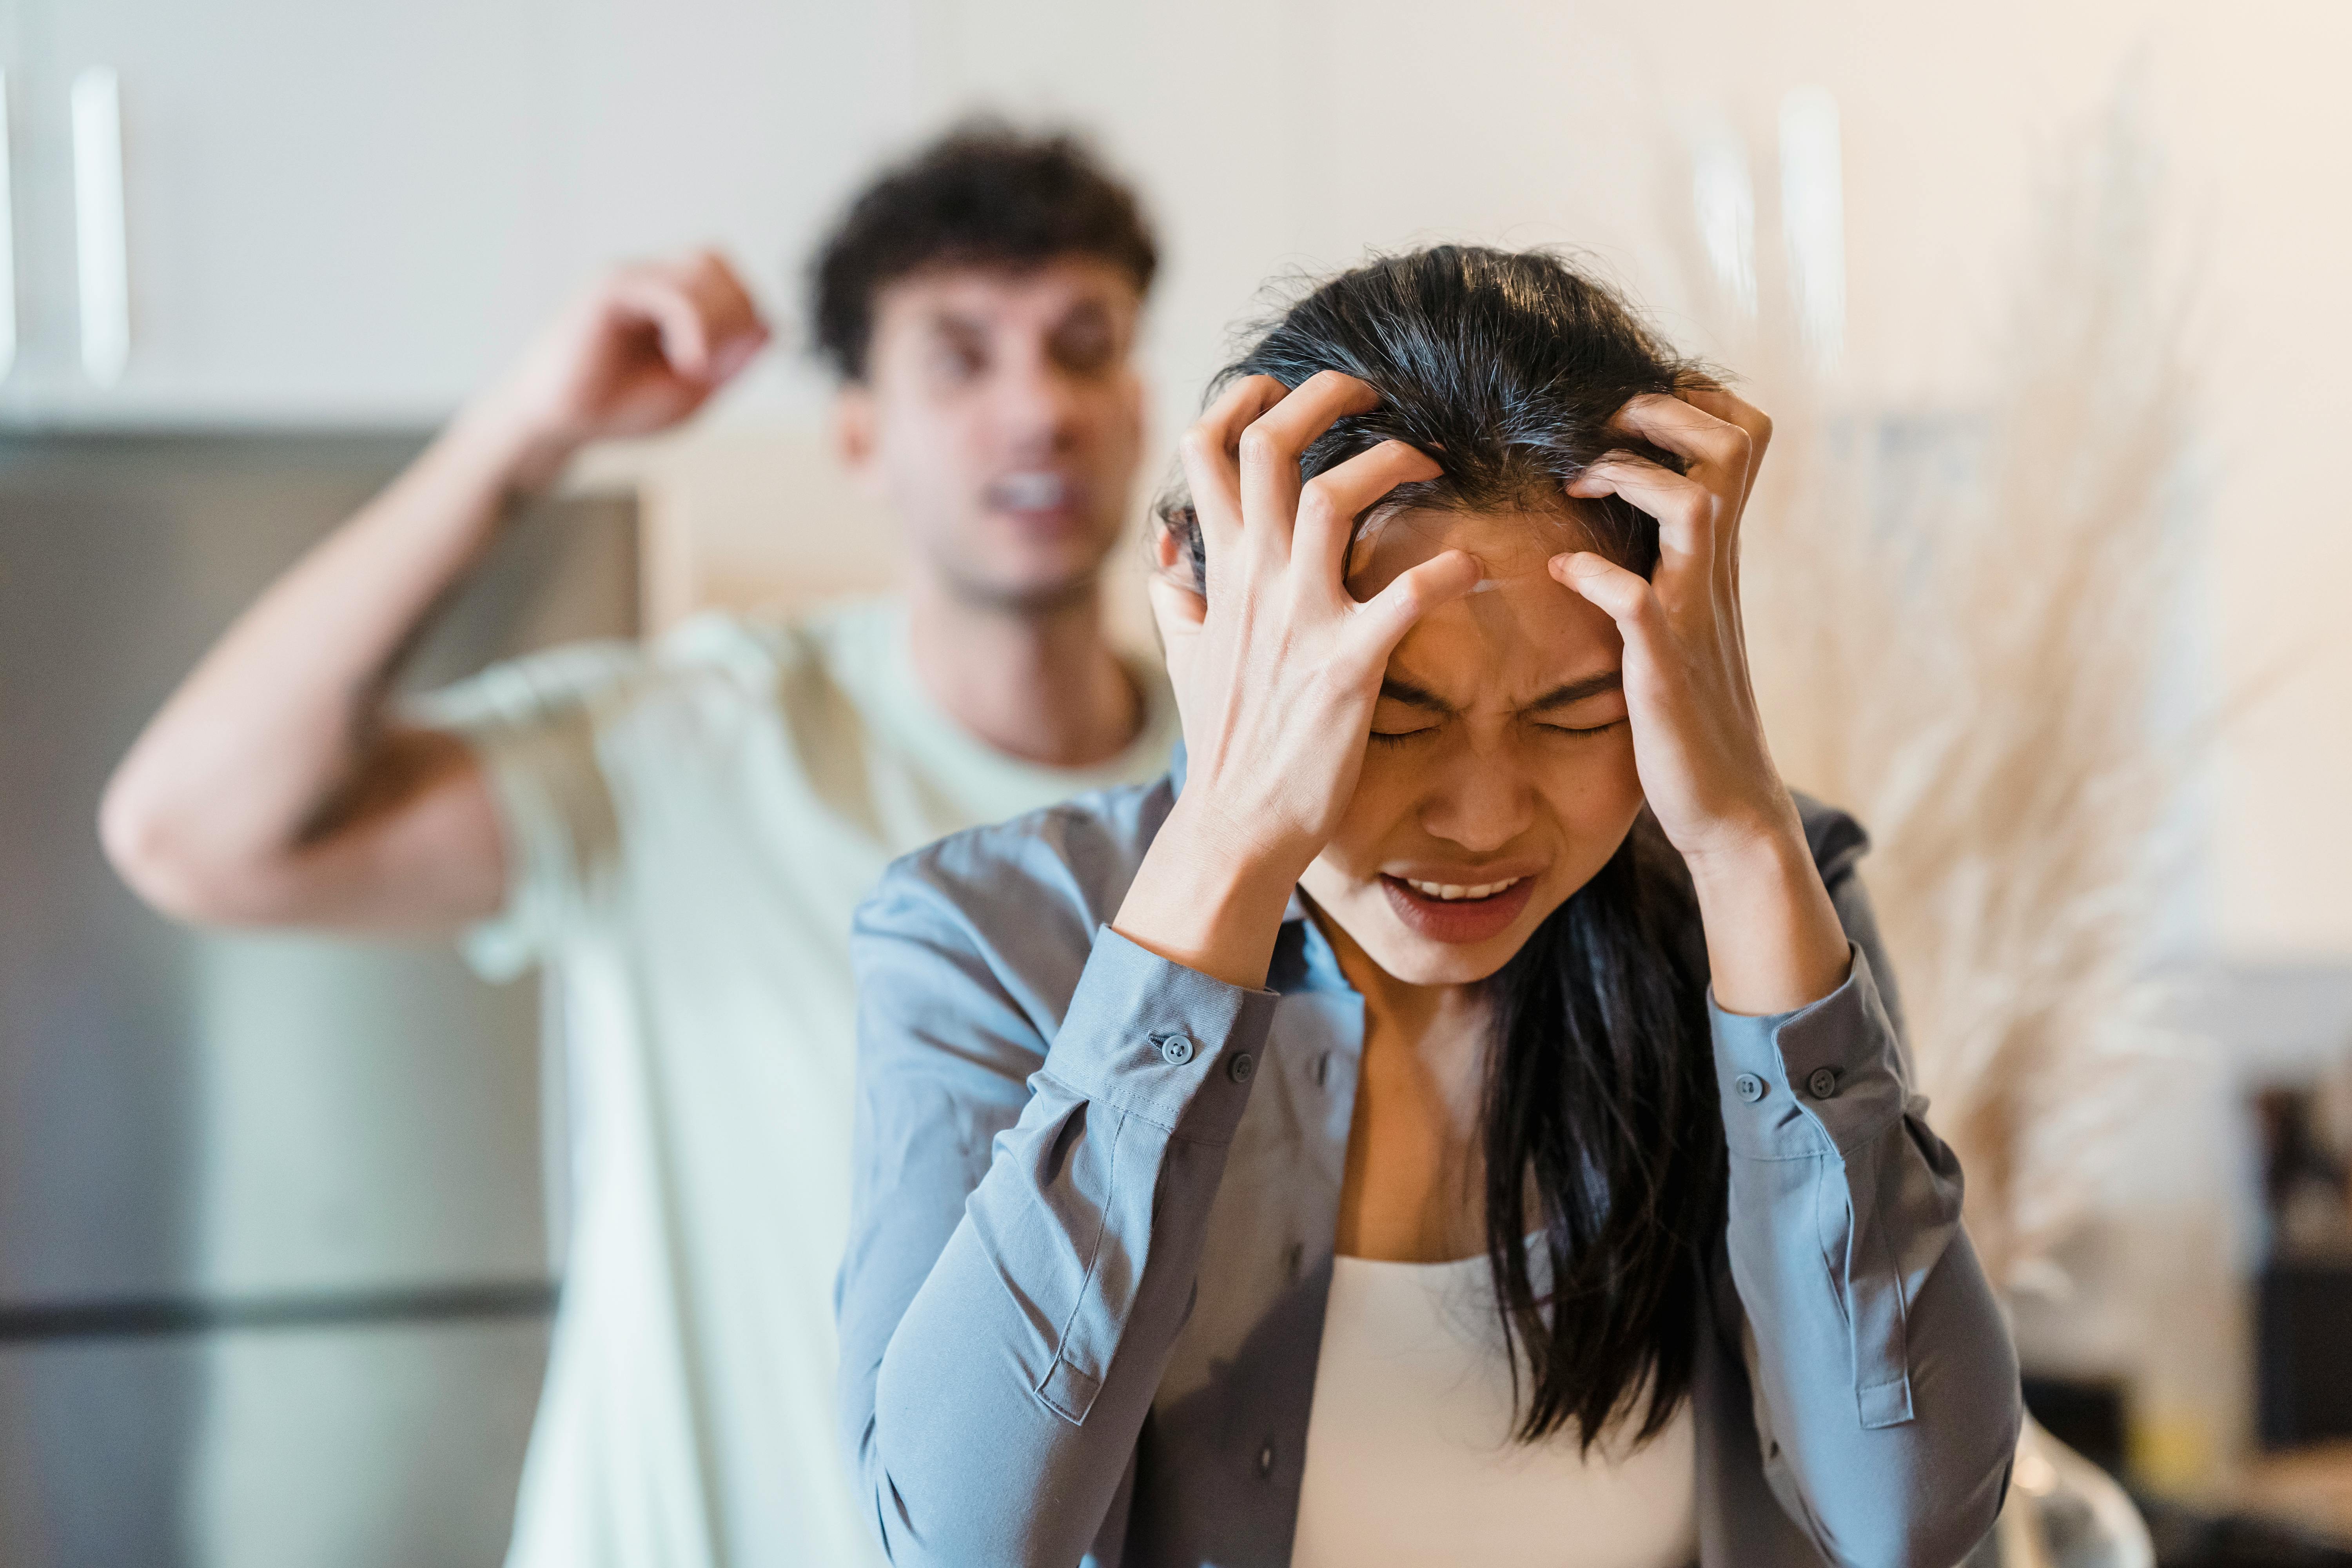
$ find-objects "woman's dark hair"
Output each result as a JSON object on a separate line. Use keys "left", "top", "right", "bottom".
{"left": 1158, "top": 245, "right": 1723, "bottom": 1450}
{"left": 809, "top": 120, "right": 1158, "bottom": 383}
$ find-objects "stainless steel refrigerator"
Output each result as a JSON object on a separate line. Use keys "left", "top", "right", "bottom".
{"left": 0, "top": 433, "right": 634, "bottom": 1567}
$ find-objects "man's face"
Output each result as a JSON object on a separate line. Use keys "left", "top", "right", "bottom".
{"left": 839, "top": 258, "right": 1146, "bottom": 613}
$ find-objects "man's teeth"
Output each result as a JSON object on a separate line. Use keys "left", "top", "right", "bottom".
{"left": 990, "top": 472, "right": 1069, "bottom": 510}
{"left": 1403, "top": 877, "right": 1523, "bottom": 902}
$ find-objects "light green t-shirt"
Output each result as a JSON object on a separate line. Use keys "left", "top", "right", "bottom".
{"left": 418, "top": 598, "right": 1178, "bottom": 1568}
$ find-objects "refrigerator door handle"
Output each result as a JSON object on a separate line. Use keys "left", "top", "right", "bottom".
{"left": 0, "top": 68, "right": 16, "bottom": 382}
{"left": 71, "top": 67, "right": 129, "bottom": 388}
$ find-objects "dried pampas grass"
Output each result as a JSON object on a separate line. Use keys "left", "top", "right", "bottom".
{"left": 1679, "top": 94, "right": 2201, "bottom": 1287}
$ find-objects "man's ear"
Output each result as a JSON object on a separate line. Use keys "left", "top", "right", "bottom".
{"left": 831, "top": 386, "right": 886, "bottom": 496}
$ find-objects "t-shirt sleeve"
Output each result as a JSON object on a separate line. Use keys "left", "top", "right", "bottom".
{"left": 403, "top": 639, "right": 648, "bottom": 980}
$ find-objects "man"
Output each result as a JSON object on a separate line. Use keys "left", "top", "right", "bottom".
{"left": 101, "top": 126, "right": 1176, "bottom": 1566}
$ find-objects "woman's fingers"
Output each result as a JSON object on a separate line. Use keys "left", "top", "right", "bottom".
{"left": 1604, "top": 392, "right": 1753, "bottom": 489}
{"left": 1237, "top": 371, "right": 1381, "bottom": 560}
{"left": 1621, "top": 386, "right": 1771, "bottom": 579}
{"left": 1178, "top": 369, "right": 1395, "bottom": 582}
{"left": 1550, "top": 550, "right": 1663, "bottom": 630}
{"left": 1293, "top": 440, "right": 1442, "bottom": 590}
{"left": 1566, "top": 452, "right": 1715, "bottom": 590}
{"left": 1347, "top": 548, "right": 1483, "bottom": 667}
{"left": 1676, "top": 383, "right": 1772, "bottom": 500}
{"left": 1550, "top": 552, "right": 1678, "bottom": 708}
{"left": 1675, "top": 385, "right": 1770, "bottom": 586}
{"left": 1179, "top": 376, "right": 1290, "bottom": 559}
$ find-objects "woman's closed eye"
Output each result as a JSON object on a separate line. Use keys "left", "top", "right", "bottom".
{"left": 1368, "top": 686, "right": 1448, "bottom": 744}
{"left": 1535, "top": 717, "right": 1627, "bottom": 740}
{"left": 1526, "top": 678, "right": 1630, "bottom": 739}
{"left": 1368, "top": 712, "right": 1626, "bottom": 745}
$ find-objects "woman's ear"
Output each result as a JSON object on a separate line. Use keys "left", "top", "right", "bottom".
{"left": 1150, "top": 510, "right": 1208, "bottom": 594}
{"left": 1143, "top": 520, "right": 1207, "bottom": 676}
{"left": 1150, "top": 515, "right": 1185, "bottom": 575}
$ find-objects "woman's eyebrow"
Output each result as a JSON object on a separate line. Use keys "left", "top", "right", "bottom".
{"left": 1377, "top": 677, "right": 1455, "bottom": 713}
{"left": 1524, "top": 671, "right": 1624, "bottom": 711}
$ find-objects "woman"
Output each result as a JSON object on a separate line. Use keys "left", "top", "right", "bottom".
{"left": 837, "top": 246, "right": 2020, "bottom": 1568}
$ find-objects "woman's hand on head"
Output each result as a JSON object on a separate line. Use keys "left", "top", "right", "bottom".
{"left": 1550, "top": 385, "right": 1788, "bottom": 866}
{"left": 1554, "top": 386, "right": 1849, "bottom": 1012}
{"left": 1156, "top": 370, "right": 1482, "bottom": 877}
{"left": 1117, "top": 371, "right": 1481, "bottom": 987}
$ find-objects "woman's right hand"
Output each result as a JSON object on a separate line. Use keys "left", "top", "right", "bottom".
{"left": 1116, "top": 371, "right": 1481, "bottom": 987}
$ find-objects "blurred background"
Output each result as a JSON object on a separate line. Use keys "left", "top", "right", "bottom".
{"left": 0, "top": 1, "right": 2347, "bottom": 1564}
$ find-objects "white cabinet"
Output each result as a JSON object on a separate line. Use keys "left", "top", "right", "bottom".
{"left": 0, "top": 0, "right": 577, "bottom": 425}
{"left": 0, "top": 0, "right": 933, "bottom": 430}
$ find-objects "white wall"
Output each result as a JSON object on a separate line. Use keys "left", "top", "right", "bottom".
{"left": 661, "top": 0, "right": 2348, "bottom": 962}
{"left": 18, "top": 0, "right": 2347, "bottom": 955}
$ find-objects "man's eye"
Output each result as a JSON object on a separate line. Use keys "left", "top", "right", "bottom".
{"left": 932, "top": 343, "right": 987, "bottom": 381}
{"left": 1055, "top": 331, "right": 1114, "bottom": 374}
{"left": 1539, "top": 719, "right": 1627, "bottom": 740}
{"left": 1368, "top": 728, "right": 1437, "bottom": 747}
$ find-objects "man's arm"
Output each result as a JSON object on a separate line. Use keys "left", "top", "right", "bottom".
{"left": 100, "top": 250, "right": 768, "bottom": 932}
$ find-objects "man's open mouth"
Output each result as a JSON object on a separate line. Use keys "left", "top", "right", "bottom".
{"left": 984, "top": 472, "right": 1073, "bottom": 511}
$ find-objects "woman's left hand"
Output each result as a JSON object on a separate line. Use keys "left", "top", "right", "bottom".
{"left": 1553, "top": 386, "right": 1851, "bottom": 1011}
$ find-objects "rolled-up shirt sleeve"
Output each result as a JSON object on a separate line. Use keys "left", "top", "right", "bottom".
{"left": 1710, "top": 869, "right": 2021, "bottom": 1568}
{"left": 838, "top": 859, "right": 1278, "bottom": 1568}
{"left": 404, "top": 639, "right": 642, "bottom": 978}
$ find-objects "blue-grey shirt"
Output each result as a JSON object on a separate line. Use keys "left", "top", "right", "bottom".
{"left": 837, "top": 766, "right": 2020, "bottom": 1568}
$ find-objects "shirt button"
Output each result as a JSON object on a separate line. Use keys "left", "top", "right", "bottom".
{"left": 1159, "top": 1034, "right": 1195, "bottom": 1066}
{"left": 1808, "top": 1067, "right": 1840, "bottom": 1100}
{"left": 1733, "top": 1073, "right": 1766, "bottom": 1104}
{"left": 1228, "top": 1051, "right": 1255, "bottom": 1084}
{"left": 1257, "top": 1440, "right": 1276, "bottom": 1478}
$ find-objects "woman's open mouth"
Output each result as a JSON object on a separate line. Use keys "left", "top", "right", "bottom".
{"left": 1377, "top": 873, "right": 1538, "bottom": 945}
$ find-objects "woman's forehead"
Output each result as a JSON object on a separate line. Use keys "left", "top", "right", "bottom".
{"left": 1344, "top": 505, "right": 1591, "bottom": 591}
{"left": 1354, "top": 508, "right": 1625, "bottom": 698}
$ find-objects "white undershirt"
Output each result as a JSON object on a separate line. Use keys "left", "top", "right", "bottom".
{"left": 1290, "top": 1253, "right": 1699, "bottom": 1568}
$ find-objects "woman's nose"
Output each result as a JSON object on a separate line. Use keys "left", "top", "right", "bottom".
{"left": 1417, "top": 746, "right": 1536, "bottom": 853}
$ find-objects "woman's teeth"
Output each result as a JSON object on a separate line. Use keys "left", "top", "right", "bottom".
{"left": 1402, "top": 876, "right": 1523, "bottom": 902}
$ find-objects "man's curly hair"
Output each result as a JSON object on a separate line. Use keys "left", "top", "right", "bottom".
{"left": 809, "top": 120, "right": 1158, "bottom": 383}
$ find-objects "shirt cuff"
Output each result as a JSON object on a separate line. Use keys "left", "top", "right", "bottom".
{"left": 1710, "top": 943, "right": 1911, "bottom": 1160}
{"left": 440, "top": 719, "right": 583, "bottom": 982}
{"left": 1038, "top": 927, "right": 1282, "bottom": 1146}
